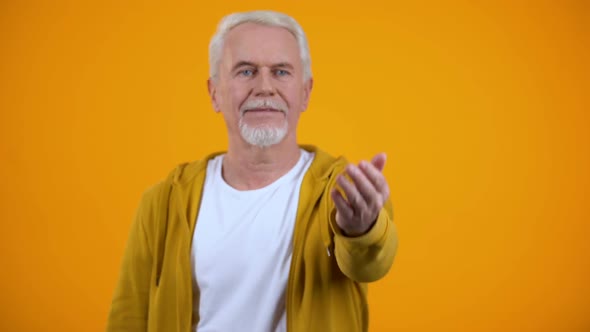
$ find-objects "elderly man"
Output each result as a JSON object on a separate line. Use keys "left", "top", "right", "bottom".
{"left": 107, "top": 10, "right": 398, "bottom": 332}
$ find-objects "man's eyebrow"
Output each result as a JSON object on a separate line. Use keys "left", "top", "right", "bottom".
{"left": 231, "top": 61, "right": 295, "bottom": 72}
{"left": 273, "top": 62, "right": 294, "bottom": 70}
{"left": 231, "top": 61, "right": 257, "bottom": 72}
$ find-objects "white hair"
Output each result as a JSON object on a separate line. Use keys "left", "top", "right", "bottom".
{"left": 208, "top": 10, "right": 312, "bottom": 82}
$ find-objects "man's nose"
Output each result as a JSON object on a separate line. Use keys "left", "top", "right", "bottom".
{"left": 254, "top": 69, "right": 275, "bottom": 96}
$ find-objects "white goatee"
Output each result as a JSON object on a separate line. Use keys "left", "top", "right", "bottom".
{"left": 238, "top": 99, "right": 289, "bottom": 148}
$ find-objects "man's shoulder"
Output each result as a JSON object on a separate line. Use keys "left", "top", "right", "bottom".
{"left": 140, "top": 151, "right": 224, "bottom": 202}
{"left": 167, "top": 151, "right": 226, "bottom": 185}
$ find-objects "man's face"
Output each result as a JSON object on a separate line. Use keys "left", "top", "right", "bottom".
{"left": 208, "top": 22, "right": 312, "bottom": 147}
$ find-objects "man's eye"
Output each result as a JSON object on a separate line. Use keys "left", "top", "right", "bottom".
{"left": 240, "top": 69, "right": 255, "bottom": 76}
{"left": 275, "top": 69, "right": 289, "bottom": 76}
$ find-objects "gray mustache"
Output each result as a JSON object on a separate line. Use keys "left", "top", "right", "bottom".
{"left": 240, "top": 99, "right": 288, "bottom": 115}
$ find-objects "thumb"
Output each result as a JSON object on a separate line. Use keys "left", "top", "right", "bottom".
{"left": 371, "top": 153, "right": 387, "bottom": 172}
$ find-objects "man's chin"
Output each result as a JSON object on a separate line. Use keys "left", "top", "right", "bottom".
{"left": 239, "top": 125, "right": 288, "bottom": 148}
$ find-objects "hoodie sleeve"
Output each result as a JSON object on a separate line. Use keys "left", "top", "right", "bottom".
{"left": 106, "top": 185, "right": 161, "bottom": 332}
{"left": 331, "top": 191, "right": 398, "bottom": 283}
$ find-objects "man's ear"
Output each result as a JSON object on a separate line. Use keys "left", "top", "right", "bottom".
{"left": 302, "top": 77, "right": 314, "bottom": 111}
{"left": 207, "top": 78, "right": 220, "bottom": 112}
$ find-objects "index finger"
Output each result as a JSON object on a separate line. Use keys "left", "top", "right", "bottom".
{"left": 370, "top": 153, "right": 387, "bottom": 172}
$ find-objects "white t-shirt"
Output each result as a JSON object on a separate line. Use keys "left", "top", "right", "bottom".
{"left": 191, "top": 149, "right": 314, "bottom": 332}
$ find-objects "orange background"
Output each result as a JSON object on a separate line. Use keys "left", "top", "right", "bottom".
{"left": 1, "top": 1, "right": 589, "bottom": 331}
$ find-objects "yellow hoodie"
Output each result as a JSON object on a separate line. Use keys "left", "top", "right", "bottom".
{"left": 106, "top": 145, "right": 398, "bottom": 332}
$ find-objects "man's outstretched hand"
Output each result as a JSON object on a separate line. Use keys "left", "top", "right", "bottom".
{"left": 331, "top": 153, "right": 390, "bottom": 237}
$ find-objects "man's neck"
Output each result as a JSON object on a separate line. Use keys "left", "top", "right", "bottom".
{"left": 222, "top": 138, "right": 301, "bottom": 191}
